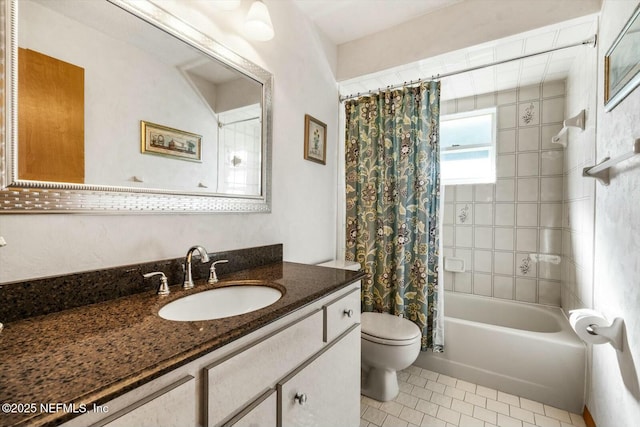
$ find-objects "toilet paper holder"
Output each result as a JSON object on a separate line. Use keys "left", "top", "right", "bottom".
{"left": 584, "top": 316, "right": 624, "bottom": 351}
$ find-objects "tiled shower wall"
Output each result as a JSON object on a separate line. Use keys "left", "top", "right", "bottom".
{"left": 442, "top": 81, "right": 565, "bottom": 306}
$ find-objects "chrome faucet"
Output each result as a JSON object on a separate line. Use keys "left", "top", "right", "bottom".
{"left": 143, "top": 271, "right": 170, "bottom": 296}
{"left": 208, "top": 259, "right": 229, "bottom": 284}
{"left": 183, "top": 245, "right": 210, "bottom": 289}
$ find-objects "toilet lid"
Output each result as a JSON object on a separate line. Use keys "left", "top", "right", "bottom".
{"left": 361, "top": 312, "right": 421, "bottom": 344}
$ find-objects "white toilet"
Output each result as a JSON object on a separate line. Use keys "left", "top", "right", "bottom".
{"left": 361, "top": 312, "right": 422, "bottom": 402}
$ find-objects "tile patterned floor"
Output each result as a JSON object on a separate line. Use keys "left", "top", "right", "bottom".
{"left": 360, "top": 365, "right": 587, "bottom": 427}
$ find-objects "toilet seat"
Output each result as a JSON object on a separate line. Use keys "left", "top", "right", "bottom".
{"left": 361, "top": 312, "right": 421, "bottom": 346}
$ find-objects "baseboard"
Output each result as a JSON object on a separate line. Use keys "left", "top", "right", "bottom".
{"left": 584, "top": 405, "right": 596, "bottom": 427}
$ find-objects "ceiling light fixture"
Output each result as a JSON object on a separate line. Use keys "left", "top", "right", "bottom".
{"left": 244, "top": 0, "right": 274, "bottom": 41}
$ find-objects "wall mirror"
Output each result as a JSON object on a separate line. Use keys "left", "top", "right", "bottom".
{"left": 0, "top": 0, "right": 272, "bottom": 213}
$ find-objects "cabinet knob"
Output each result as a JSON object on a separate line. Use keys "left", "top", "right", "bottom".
{"left": 343, "top": 309, "right": 354, "bottom": 318}
{"left": 294, "top": 393, "right": 307, "bottom": 405}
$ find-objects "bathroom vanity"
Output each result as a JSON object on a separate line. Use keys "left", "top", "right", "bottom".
{"left": 0, "top": 247, "right": 365, "bottom": 427}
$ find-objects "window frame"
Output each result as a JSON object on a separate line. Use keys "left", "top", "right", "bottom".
{"left": 440, "top": 107, "right": 497, "bottom": 185}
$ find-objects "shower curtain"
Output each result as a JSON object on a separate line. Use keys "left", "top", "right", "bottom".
{"left": 345, "top": 82, "right": 444, "bottom": 352}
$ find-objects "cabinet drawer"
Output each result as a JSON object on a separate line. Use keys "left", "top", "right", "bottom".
{"left": 90, "top": 376, "right": 196, "bottom": 427}
{"left": 278, "top": 325, "right": 361, "bottom": 427}
{"left": 323, "top": 285, "right": 360, "bottom": 343}
{"left": 205, "top": 309, "right": 324, "bottom": 427}
{"left": 226, "top": 389, "right": 276, "bottom": 427}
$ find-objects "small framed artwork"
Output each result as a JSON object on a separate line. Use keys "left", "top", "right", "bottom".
{"left": 141, "top": 121, "right": 202, "bottom": 162}
{"left": 304, "top": 114, "right": 327, "bottom": 165}
{"left": 604, "top": 3, "right": 640, "bottom": 112}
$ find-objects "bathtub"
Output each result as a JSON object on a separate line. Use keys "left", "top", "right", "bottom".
{"left": 415, "top": 292, "right": 585, "bottom": 413}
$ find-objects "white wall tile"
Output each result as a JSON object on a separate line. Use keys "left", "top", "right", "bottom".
{"left": 454, "top": 272, "right": 472, "bottom": 293}
{"left": 456, "top": 203, "right": 473, "bottom": 225}
{"left": 494, "top": 252, "right": 514, "bottom": 275}
{"left": 455, "top": 248, "right": 473, "bottom": 270}
{"left": 474, "top": 203, "right": 493, "bottom": 225}
{"left": 495, "top": 179, "right": 515, "bottom": 201}
{"left": 476, "top": 93, "right": 496, "bottom": 109}
{"left": 516, "top": 228, "right": 538, "bottom": 252}
{"left": 494, "top": 228, "right": 514, "bottom": 251}
{"left": 516, "top": 203, "right": 538, "bottom": 226}
{"left": 539, "top": 228, "right": 562, "bottom": 254}
{"left": 444, "top": 186, "right": 456, "bottom": 202}
{"left": 540, "top": 177, "right": 563, "bottom": 201}
{"left": 497, "top": 154, "right": 516, "bottom": 177}
{"left": 497, "top": 89, "right": 517, "bottom": 104}
{"left": 517, "top": 153, "right": 540, "bottom": 176}
{"left": 541, "top": 98, "right": 564, "bottom": 124}
{"left": 517, "top": 178, "right": 539, "bottom": 202}
{"left": 540, "top": 203, "right": 562, "bottom": 227}
{"left": 475, "top": 184, "right": 494, "bottom": 202}
{"left": 539, "top": 260, "right": 561, "bottom": 281}
{"left": 457, "top": 96, "right": 475, "bottom": 112}
{"left": 474, "top": 227, "right": 493, "bottom": 249}
{"left": 474, "top": 250, "right": 493, "bottom": 273}
{"left": 541, "top": 124, "right": 563, "bottom": 149}
{"left": 495, "top": 204, "right": 515, "bottom": 226}
{"left": 443, "top": 225, "right": 454, "bottom": 247}
{"left": 498, "top": 105, "right": 517, "bottom": 129}
{"left": 518, "top": 127, "right": 540, "bottom": 152}
{"left": 493, "top": 275, "right": 514, "bottom": 299}
{"left": 519, "top": 84, "right": 541, "bottom": 101}
{"left": 542, "top": 80, "right": 565, "bottom": 98}
{"left": 539, "top": 280, "right": 561, "bottom": 306}
{"left": 473, "top": 273, "right": 493, "bottom": 296}
{"left": 498, "top": 130, "right": 516, "bottom": 153}
{"left": 515, "top": 278, "right": 537, "bottom": 303}
{"left": 518, "top": 101, "right": 540, "bottom": 126}
{"left": 540, "top": 151, "right": 563, "bottom": 176}
{"left": 455, "top": 226, "right": 473, "bottom": 248}
{"left": 516, "top": 253, "right": 537, "bottom": 277}
{"left": 456, "top": 185, "right": 474, "bottom": 201}
{"left": 443, "top": 204, "right": 454, "bottom": 225}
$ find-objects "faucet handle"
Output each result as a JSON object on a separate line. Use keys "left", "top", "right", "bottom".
{"left": 143, "top": 272, "right": 170, "bottom": 296}
{"left": 208, "top": 259, "right": 229, "bottom": 284}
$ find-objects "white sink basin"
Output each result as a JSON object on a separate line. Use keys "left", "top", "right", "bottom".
{"left": 158, "top": 284, "right": 283, "bottom": 321}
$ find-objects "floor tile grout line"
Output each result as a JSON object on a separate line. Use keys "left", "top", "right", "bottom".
{"left": 362, "top": 365, "right": 586, "bottom": 427}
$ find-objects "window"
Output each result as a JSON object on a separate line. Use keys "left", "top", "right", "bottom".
{"left": 440, "top": 108, "right": 496, "bottom": 185}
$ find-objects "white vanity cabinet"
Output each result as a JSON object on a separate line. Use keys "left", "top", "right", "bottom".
{"left": 60, "top": 281, "right": 361, "bottom": 427}
{"left": 278, "top": 326, "right": 360, "bottom": 427}
{"left": 88, "top": 376, "right": 197, "bottom": 427}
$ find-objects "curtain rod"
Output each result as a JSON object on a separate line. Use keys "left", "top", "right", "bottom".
{"left": 218, "top": 116, "right": 261, "bottom": 127}
{"left": 339, "top": 35, "right": 597, "bottom": 102}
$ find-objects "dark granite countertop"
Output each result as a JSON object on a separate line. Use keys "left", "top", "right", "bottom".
{"left": 0, "top": 261, "right": 365, "bottom": 427}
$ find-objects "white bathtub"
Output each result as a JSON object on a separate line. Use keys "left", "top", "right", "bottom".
{"left": 415, "top": 292, "right": 586, "bottom": 413}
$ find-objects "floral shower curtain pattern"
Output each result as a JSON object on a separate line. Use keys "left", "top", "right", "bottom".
{"left": 345, "top": 82, "right": 443, "bottom": 352}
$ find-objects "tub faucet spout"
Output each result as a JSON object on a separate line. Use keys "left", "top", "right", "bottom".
{"left": 183, "top": 245, "right": 210, "bottom": 289}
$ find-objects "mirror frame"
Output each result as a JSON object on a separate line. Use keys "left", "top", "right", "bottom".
{"left": 0, "top": 0, "right": 272, "bottom": 213}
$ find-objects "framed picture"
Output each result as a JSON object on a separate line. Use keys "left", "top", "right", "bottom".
{"left": 141, "top": 121, "right": 202, "bottom": 162}
{"left": 304, "top": 114, "right": 327, "bottom": 165}
{"left": 604, "top": 3, "right": 640, "bottom": 112}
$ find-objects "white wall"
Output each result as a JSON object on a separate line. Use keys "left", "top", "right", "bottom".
{"left": 589, "top": 1, "right": 640, "bottom": 425}
{"left": 0, "top": 0, "right": 340, "bottom": 283}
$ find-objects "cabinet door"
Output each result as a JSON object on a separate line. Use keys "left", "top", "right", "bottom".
{"left": 90, "top": 376, "right": 196, "bottom": 427}
{"left": 226, "top": 389, "right": 277, "bottom": 427}
{"left": 205, "top": 310, "right": 324, "bottom": 426}
{"left": 323, "top": 285, "right": 360, "bottom": 343}
{"left": 278, "top": 325, "right": 360, "bottom": 427}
